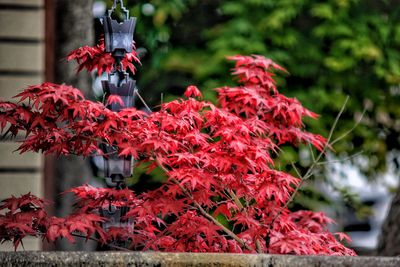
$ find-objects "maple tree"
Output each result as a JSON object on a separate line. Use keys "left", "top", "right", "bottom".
{"left": 0, "top": 39, "right": 355, "bottom": 255}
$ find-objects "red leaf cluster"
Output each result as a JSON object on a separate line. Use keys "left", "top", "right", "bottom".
{"left": 67, "top": 39, "right": 140, "bottom": 75}
{"left": 0, "top": 193, "right": 105, "bottom": 248}
{"left": 184, "top": 85, "right": 202, "bottom": 99}
{"left": 0, "top": 54, "right": 355, "bottom": 255}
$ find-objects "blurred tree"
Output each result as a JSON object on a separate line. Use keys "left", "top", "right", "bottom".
{"left": 377, "top": 183, "right": 400, "bottom": 256}
{"left": 52, "top": 0, "right": 95, "bottom": 251}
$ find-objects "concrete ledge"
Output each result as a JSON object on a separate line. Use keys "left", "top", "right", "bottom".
{"left": 0, "top": 252, "right": 399, "bottom": 267}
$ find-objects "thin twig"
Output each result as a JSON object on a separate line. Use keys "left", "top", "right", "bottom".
{"left": 265, "top": 96, "right": 350, "bottom": 252}
{"left": 308, "top": 143, "right": 316, "bottom": 162}
{"left": 273, "top": 175, "right": 305, "bottom": 224}
{"left": 317, "top": 150, "right": 364, "bottom": 165}
{"left": 326, "top": 96, "right": 349, "bottom": 144}
{"left": 135, "top": 90, "right": 152, "bottom": 113}
{"left": 291, "top": 162, "right": 302, "bottom": 178}
{"left": 330, "top": 108, "right": 366, "bottom": 146}
{"left": 255, "top": 239, "right": 262, "bottom": 253}
{"left": 300, "top": 96, "right": 350, "bottom": 181}
{"left": 227, "top": 187, "right": 259, "bottom": 251}
{"left": 228, "top": 189, "right": 245, "bottom": 211}
{"left": 102, "top": 92, "right": 107, "bottom": 105}
{"left": 155, "top": 158, "right": 254, "bottom": 252}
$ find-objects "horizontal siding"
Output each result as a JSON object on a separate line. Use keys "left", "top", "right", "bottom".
{"left": 0, "top": 237, "right": 41, "bottom": 251}
{"left": 0, "top": 43, "right": 44, "bottom": 72}
{"left": 0, "top": 75, "right": 43, "bottom": 100}
{"left": 0, "top": 0, "right": 43, "bottom": 7}
{"left": 0, "top": 10, "right": 44, "bottom": 40}
{"left": 0, "top": 0, "right": 45, "bottom": 252}
{"left": 0, "top": 142, "right": 42, "bottom": 169}
{"left": 0, "top": 173, "right": 42, "bottom": 200}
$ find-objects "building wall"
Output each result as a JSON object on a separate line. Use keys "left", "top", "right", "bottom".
{"left": 0, "top": 0, "right": 45, "bottom": 251}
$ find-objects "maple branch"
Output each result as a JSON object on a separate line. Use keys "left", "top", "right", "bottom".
{"left": 291, "top": 162, "right": 302, "bottom": 178}
{"left": 265, "top": 96, "right": 350, "bottom": 252}
{"left": 330, "top": 107, "right": 366, "bottom": 146}
{"left": 308, "top": 143, "right": 316, "bottom": 162}
{"left": 228, "top": 189, "right": 245, "bottom": 211}
{"left": 276, "top": 97, "right": 349, "bottom": 216}
{"left": 326, "top": 96, "right": 349, "bottom": 143}
{"left": 316, "top": 150, "right": 364, "bottom": 165}
{"left": 135, "top": 89, "right": 152, "bottom": 113}
{"left": 255, "top": 239, "right": 262, "bottom": 253}
{"left": 0, "top": 55, "right": 357, "bottom": 255}
{"left": 187, "top": 199, "right": 254, "bottom": 252}
{"left": 223, "top": 188, "right": 263, "bottom": 253}
{"left": 155, "top": 158, "right": 254, "bottom": 252}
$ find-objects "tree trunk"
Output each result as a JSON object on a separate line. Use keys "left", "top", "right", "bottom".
{"left": 52, "top": 0, "right": 95, "bottom": 251}
{"left": 376, "top": 183, "right": 400, "bottom": 256}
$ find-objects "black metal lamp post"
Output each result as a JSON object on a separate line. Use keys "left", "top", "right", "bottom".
{"left": 100, "top": 0, "right": 137, "bottom": 189}
{"left": 99, "top": 0, "right": 137, "bottom": 244}
{"left": 102, "top": 0, "right": 136, "bottom": 59}
{"left": 101, "top": 79, "right": 135, "bottom": 188}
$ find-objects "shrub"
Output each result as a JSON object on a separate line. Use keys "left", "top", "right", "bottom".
{"left": 0, "top": 40, "right": 355, "bottom": 255}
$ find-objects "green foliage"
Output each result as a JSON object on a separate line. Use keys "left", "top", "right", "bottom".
{"left": 120, "top": 0, "right": 400, "bottom": 180}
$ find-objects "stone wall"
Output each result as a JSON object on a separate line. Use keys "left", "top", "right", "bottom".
{"left": 0, "top": 252, "right": 399, "bottom": 267}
